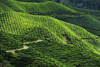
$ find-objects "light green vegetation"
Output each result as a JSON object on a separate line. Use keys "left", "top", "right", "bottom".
{"left": 64, "top": 7, "right": 100, "bottom": 37}
{"left": 0, "top": 2, "right": 14, "bottom": 12}
{"left": 51, "top": 13, "right": 100, "bottom": 37}
{"left": 0, "top": 11, "right": 100, "bottom": 67}
{"left": 0, "top": 0, "right": 100, "bottom": 67}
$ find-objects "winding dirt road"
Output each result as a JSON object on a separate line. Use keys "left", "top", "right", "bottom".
{"left": 6, "top": 39, "right": 43, "bottom": 54}
{"left": 23, "top": 39, "right": 43, "bottom": 44}
{"left": 6, "top": 45, "right": 29, "bottom": 54}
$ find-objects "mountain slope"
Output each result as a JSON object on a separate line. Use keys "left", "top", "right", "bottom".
{"left": 51, "top": 14, "right": 100, "bottom": 36}
{"left": 71, "top": 7, "right": 100, "bottom": 17}
{"left": 0, "top": 0, "right": 100, "bottom": 67}
{"left": 1, "top": 0, "right": 99, "bottom": 37}
{"left": 1, "top": 31, "right": 100, "bottom": 67}
{"left": 0, "top": 2, "right": 14, "bottom": 12}
{"left": 2, "top": 0, "right": 100, "bottom": 37}
{"left": 0, "top": 0, "right": 81, "bottom": 15}
{"left": 0, "top": 11, "right": 100, "bottom": 55}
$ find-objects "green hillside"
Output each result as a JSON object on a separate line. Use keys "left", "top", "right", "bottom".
{"left": 53, "top": 0, "right": 100, "bottom": 10}
{"left": 51, "top": 14, "right": 100, "bottom": 36}
{"left": 50, "top": 7, "right": 100, "bottom": 37}
{"left": 0, "top": 0, "right": 100, "bottom": 67}
{"left": 1, "top": 11, "right": 100, "bottom": 67}
{"left": 71, "top": 7, "right": 100, "bottom": 17}
{"left": 1, "top": 31, "right": 100, "bottom": 67}
{"left": 70, "top": 7, "right": 100, "bottom": 22}
{"left": 0, "top": 2, "right": 14, "bottom": 12}
{"left": 0, "top": 0, "right": 81, "bottom": 15}
{"left": 1, "top": 0, "right": 99, "bottom": 37}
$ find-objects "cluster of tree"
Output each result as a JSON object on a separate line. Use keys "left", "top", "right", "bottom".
{"left": 16, "top": 0, "right": 100, "bottom": 10}
{"left": 16, "top": 0, "right": 49, "bottom": 2}
{"left": 51, "top": 0, "right": 100, "bottom": 10}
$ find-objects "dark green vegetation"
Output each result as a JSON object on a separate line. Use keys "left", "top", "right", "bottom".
{"left": 16, "top": 0, "right": 49, "bottom": 2}
{"left": 0, "top": 0, "right": 81, "bottom": 15}
{"left": 0, "top": 0, "right": 100, "bottom": 67}
{"left": 52, "top": 0, "right": 100, "bottom": 10}
{"left": 50, "top": 7, "right": 100, "bottom": 37}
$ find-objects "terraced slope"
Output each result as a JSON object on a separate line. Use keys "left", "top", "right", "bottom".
{"left": 71, "top": 7, "right": 100, "bottom": 17}
{"left": 0, "top": 0, "right": 100, "bottom": 67}
{"left": 0, "top": 2, "right": 14, "bottom": 12}
{"left": 51, "top": 14, "right": 100, "bottom": 36}
{"left": 0, "top": 11, "right": 100, "bottom": 54}
{"left": 0, "top": 31, "right": 100, "bottom": 67}
{"left": 1, "top": 0, "right": 100, "bottom": 37}
{"left": 71, "top": 7, "right": 100, "bottom": 22}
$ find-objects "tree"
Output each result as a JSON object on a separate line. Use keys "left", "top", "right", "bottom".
{"left": 56, "top": 0, "right": 61, "bottom": 3}
{"left": 35, "top": 0, "right": 50, "bottom": 2}
{"left": 16, "top": 0, "right": 50, "bottom": 2}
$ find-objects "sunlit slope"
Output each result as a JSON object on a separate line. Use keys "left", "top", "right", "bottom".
{"left": 0, "top": 11, "right": 100, "bottom": 54}
{"left": 0, "top": 0, "right": 100, "bottom": 67}
{"left": 1, "top": 0, "right": 100, "bottom": 37}
{"left": 0, "top": 2, "right": 14, "bottom": 12}
{"left": 51, "top": 14, "right": 100, "bottom": 37}
{"left": 0, "top": 0, "right": 81, "bottom": 15}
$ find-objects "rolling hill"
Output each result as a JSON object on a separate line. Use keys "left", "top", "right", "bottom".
{"left": 1, "top": 0, "right": 99, "bottom": 37}
{"left": 0, "top": 0, "right": 100, "bottom": 67}
{"left": 0, "top": 0, "right": 81, "bottom": 15}
{"left": 51, "top": 14, "right": 100, "bottom": 37}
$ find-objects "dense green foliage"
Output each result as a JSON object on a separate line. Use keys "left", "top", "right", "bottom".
{"left": 51, "top": 14, "right": 100, "bottom": 37}
{"left": 16, "top": 0, "right": 50, "bottom": 2}
{"left": 0, "top": 0, "right": 81, "bottom": 15}
{"left": 0, "top": 0, "right": 100, "bottom": 67}
{"left": 50, "top": 7, "right": 100, "bottom": 37}
{"left": 52, "top": 0, "right": 100, "bottom": 10}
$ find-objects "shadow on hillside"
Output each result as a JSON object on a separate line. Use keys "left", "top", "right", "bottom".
{"left": 63, "top": 34, "right": 71, "bottom": 43}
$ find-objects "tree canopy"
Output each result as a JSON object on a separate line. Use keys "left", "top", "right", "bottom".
{"left": 16, "top": 0, "right": 50, "bottom": 2}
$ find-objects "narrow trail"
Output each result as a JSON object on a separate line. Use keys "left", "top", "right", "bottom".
{"left": 6, "top": 45, "right": 28, "bottom": 54}
{"left": 6, "top": 39, "right": 44, "bottom": 54}
{"left": 6, "top": 50, "right": 16, "bottom": 54}
{"left": 23, "top": 39, "right": 43, "bottom": 44}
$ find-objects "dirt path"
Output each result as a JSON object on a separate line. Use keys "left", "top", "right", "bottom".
{"left": 23, "top": 39, "right": 43, "bottom": 44}
{"left": 6, "top": 50, "right": 16, "bottom": 54}
{"left": 16, "top": 45, "right": 28, "bottom": 50}
{"left": 6, "top": 45, "right": 29, "bottom": 54}
{"left": 6, "top": 39, "right": 44, "bottom": 54}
